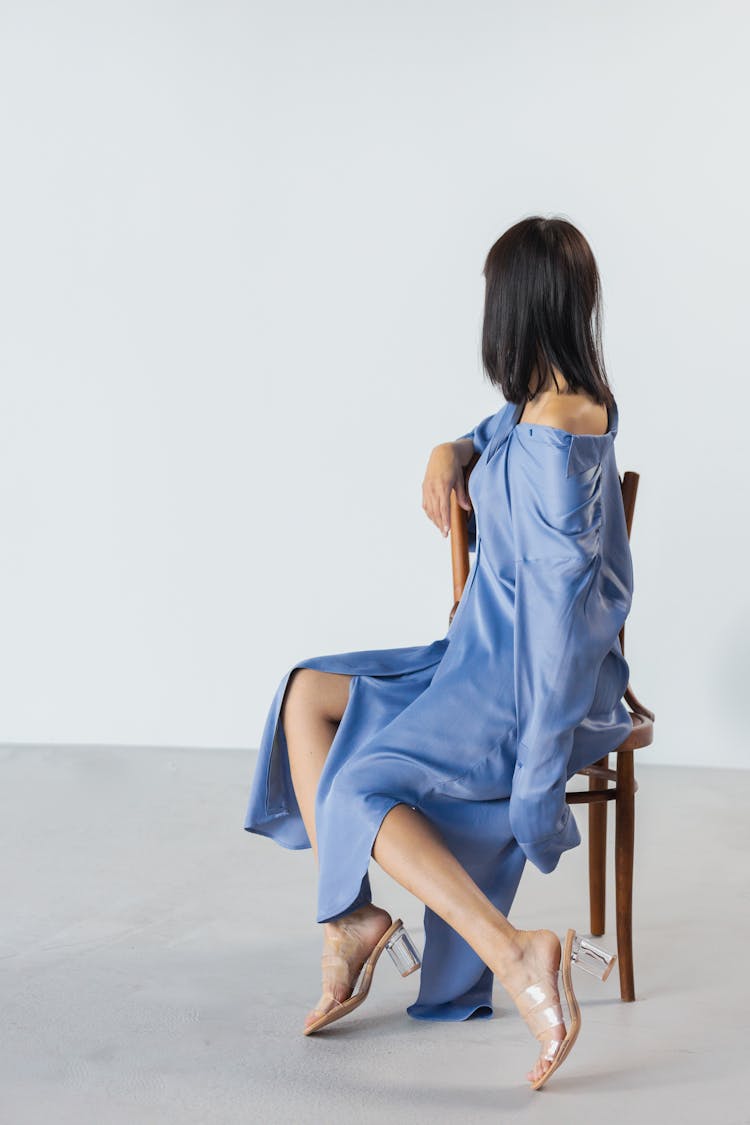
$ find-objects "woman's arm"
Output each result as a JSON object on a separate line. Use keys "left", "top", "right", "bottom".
{"left": 422, "top": 409, "right": 500, "bottom": 537}
{"left": 452, "top": 437, "right": 477, "bottom": 467}
{"left": 506, "top": 439, "right": 630, "bottom": 874}
{"left": 422, "top": 442, "right": 473, "bottom": 538}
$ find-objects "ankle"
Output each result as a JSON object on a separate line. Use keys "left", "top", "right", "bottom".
{"left": 323, "top": 903, "right": 386, "bottom": 935}
{"left": 491, "top": 928, "right": 533, "bottom": 981}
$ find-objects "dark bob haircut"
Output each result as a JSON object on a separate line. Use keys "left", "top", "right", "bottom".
{"left": 481, "top": 216, "right": 614, "bottom": 410}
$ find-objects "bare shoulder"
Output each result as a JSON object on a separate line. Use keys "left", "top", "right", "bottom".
{"left": 524, "top": 393, "right": 609, "bottom": 436}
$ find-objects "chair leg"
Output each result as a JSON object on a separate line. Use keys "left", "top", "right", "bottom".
{"left": 588, "top": 753, "right": 608, "bottom": 936}
{"left": 615, "top": 749, "right": 636, "bottom": 1002}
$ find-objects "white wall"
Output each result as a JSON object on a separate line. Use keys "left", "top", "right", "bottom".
{"left": 0, "top": 0, "right": 747, "bottom": 767}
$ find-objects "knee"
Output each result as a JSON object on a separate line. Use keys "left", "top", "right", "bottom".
{"left": 281, "top": 666, "right": 353, "bottom": 727}
{"left": 282, "top": 666, "right": 347, "bottom": 722}
{"left": 280, "top": 667, "right": 318, "bottom": 723}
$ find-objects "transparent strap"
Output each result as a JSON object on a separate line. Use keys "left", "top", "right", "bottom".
{"left": 511, "top": 973, "right": 566, "bottom": 1063}
{"left": 309, "top": 950, "right": 367, "bottom": 1013}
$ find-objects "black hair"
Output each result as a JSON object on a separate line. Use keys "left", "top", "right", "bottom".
{"left": 481, "top": 215, "right": 614, "bottom": 409}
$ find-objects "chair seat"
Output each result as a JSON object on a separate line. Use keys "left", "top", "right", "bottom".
{"left": 568, "top": 712, "right": 652, "bottom": 803}
{"left": 619, "top": 711, "right": 653, "bottom": 751}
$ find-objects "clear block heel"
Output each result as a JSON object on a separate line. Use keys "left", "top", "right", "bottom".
{"left": 385, "top": 923, "right": 422, "bottom": 977}
{"left": 571, "top": 933, "right": 617, "bottom": 981}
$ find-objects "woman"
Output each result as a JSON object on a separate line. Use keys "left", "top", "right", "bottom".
{"left": 244, "top": 215, "right": 633, "bottom": 1090}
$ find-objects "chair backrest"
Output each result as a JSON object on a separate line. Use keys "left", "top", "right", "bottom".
{"left": 448, "top": 451, "right": 481, "bottom": 623}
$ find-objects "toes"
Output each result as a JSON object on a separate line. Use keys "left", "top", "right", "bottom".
{"left": 305, "top": 995, "right": 342, "bottom": 1026}
{"left": 528, "top": 1055, "right": 552, "bottom": 1084}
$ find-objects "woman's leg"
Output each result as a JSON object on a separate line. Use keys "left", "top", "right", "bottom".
{"left": 282, "top": 669, "right": 395, "bottom": 1029}
{"left": 372, "top": 803, "right": 565, "bottom": 1084}
{"left": 283, "top": 670, "right": 564, "bottom": 1083}
{"left": 282, "top": 667, "right": 349, "bottom": 860}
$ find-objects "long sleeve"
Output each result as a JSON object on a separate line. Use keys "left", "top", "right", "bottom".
{"left": 507, "top": 442, "right": 630, "bottom": 874}
{"left": 455, "top": 410, "right": 501, "bottom": 455}
{"left": 455, "top": 407, "right": 507, "bottom": 551}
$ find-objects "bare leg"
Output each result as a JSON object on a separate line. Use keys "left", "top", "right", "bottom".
{"left": 372, "top": 803, "right": 565, "bottom": 1085}
{"left": 282, "top": 669, "right": 395, "bottom": 1030}
{"left": 282, "top": 667, "right": 349, "bottom": 861}
{"left": 283, "top": 670, "right": 564, "bottom": 1083}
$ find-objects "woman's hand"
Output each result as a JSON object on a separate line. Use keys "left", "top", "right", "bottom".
{"left": 422, "top": 440, "right": 474, "bottom": 538}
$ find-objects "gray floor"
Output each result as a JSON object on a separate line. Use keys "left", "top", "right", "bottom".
{"left": 1, "top": 745, "right": 748, "bottom": 1125}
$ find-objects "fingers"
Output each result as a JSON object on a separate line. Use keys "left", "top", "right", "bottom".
{"left": 422, "top": 480, "right": 471, "bottom": 538}
{"left": 453, "top": 479, "right": 473, "bottom": 513}
{"left": 422, "top": 481, "right": 450, "bottom": 537}
{"left": 421, "top": 444, "right": 473, "bottom": 538}
{"left": 438, "top": 493, "right": 450, "bottom": 538}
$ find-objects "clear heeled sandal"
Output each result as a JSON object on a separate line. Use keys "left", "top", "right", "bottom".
{"left": 510, "top": 928, "right": 617, "bottom": 1090}
{"left": 303, "top": 918, "right": 421, "bottom": 1036}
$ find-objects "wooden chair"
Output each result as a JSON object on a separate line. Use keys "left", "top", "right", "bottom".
{"left": 449, "top": 453, "right": 654, "bottom": 1002}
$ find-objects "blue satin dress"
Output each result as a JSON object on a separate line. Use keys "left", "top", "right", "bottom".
{"left": 243, "top": 396, "right": 633, "bottom": 1021}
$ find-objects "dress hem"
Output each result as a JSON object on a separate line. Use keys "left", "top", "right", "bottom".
{"left": 315, "top": 794, "right": 404, "bottom": 924}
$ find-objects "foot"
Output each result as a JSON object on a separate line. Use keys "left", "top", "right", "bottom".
{"left": 304, "top": 904, "right": 394, "bottom": 1032}
{"left": 494, "top": 928, "right": 566, "bottom": 1086}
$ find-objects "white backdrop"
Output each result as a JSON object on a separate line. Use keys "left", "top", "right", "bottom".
{"left": 0, "top": 1, "right": 747, "bottom": 767}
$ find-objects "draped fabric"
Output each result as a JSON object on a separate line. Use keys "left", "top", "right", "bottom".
{"left": 244, "top": 397, "right": 633, "bottom": 1020}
